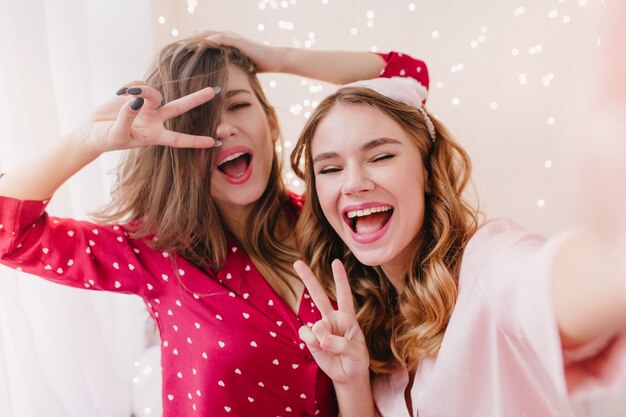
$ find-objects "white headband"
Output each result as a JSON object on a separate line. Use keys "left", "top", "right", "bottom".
{"left": 342, "top": 76, "right": 437, "bottom": 142}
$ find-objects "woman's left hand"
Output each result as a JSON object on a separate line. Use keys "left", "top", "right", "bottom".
{"left": 293, "top": 259, "right": 370, "bottom": 385}
{"left": 87, "top": 83, "right": 219, "bottom": 154}
{"left": 202, "top": 31, "right": 286, "bottom": 73}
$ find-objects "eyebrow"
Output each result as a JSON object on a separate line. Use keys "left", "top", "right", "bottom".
{"left": 312, "top": 137, "right": 402, "bottom": 164}
{"left": 225, "top": 89, "right": 252, "bottom": 99}
{"left": 361, "top": 137, "right": 401, "bottom": 151}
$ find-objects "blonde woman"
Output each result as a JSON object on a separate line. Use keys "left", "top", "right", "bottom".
{"left": 290, "top": 69, "right": 626, "bottom": 415}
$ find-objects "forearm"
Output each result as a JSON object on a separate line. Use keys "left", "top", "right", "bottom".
{"left": 279, "top": 48, "right": 385, "bottom": 84}
{"left": 552, "top": 232, "right": 626, "bottom": 348}
{"left": 334, "top": 376, "right": 377, "bottom": 417}
{"left": 0, "top": 127, "right": 101, "bottom": 201}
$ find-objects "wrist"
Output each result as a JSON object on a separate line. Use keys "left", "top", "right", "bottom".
{"left": 334, "top": 375, "right": 376, "bottom": 417}
{"left": 66, "top": 124, "right": 104, "bottom": 161}
{"left": 272, "top": 46, "right": 295, "bottom": 74}
{"left": 334, "top": 373, "right": 371, "bottom": 389}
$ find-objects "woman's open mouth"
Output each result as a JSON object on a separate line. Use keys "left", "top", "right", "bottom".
{"left": 216, "top": 150, "right": 253, "bottom": 184}
{"left": 343, "top": 204, "right": 394, "bottom": 243}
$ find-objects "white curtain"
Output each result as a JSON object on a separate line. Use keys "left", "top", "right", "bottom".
{"left": 0, "top": 1, "right": 156, "bottom": 416}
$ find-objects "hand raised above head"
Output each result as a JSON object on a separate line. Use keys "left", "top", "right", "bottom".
{"left": 85, "top": 83, "right": 221, "bottom": 155}
{"left": 293, "top": 259, "right": 370, "bottom": 385}
{"left": 203, "top": 31, "right": 285, "bottom": 73}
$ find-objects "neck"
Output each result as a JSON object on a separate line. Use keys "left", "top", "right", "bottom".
{"left": 382, "top": 235, "right": 422, "bottom": 293}
{"left": 219, "top": 203, "right": 251, "bottom": 242}
{"left": 382, "top": 261, "right": 408, "bottom": 293}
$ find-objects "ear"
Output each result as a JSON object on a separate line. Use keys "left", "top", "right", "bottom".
{"left": 268, "top": 113, "right": 280, "bottom": 143}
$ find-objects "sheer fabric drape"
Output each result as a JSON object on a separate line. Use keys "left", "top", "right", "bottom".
{"left": 0, "top": 1, "right": 154, "bottom": 416}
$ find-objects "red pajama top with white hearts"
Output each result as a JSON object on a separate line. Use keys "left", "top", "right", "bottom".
{"left": 377, "top": 51, "right": 429, "bottom": 91}
{"left": 0, "top": 194, "right": 334, "bottom": 417}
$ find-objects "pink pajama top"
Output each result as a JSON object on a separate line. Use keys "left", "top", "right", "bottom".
{"left": 372, "top": 219, "right": 626, "bottom": 417}
{"left": 0, "top": 194, "right": 334, "bottom": 417}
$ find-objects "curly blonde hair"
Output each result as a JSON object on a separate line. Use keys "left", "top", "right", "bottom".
{"left": 291, "top": 88, "right": 479, "bottom": 374}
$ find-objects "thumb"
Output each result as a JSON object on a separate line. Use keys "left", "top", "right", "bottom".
{"left": 320, "top": 335, "right": 350, "bottom": 355}
{"left": 321, "top": 334, "right": 368, "bottom": 365}
{"left": 298, "top": 325, "right": 321, "bottom": 350}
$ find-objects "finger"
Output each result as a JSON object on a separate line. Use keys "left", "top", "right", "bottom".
{"left": 160, "top": 87, "right": 219, "bottom": 120}
{"left": 156, "top": 129, "right": 220, "bottom": 149}
{"left": 193, "top": 30, "right": 213, "bottom": 38}
{"left": 311, "top": 320, "right": 333, "bottom": 341}
{"left": 298, "top": 325, "right": 321, "bottom": 350}
{"left": 320, "top": 335, "right": 368, "bottom": 369}
{"left": 206, "top": 33, "right": 226, "bottom": 44}
{"left": 115, "top": 80, "right": 148, "bottom": 96}
{"left": 331, "top": 259, "right": 355, "bottom": 315}
{"left": 125, "top": 84, "right": 163, "bottom": 110}
{"left": 319, "top": 334, "right": 349, "bottom": 355}
{"left": 293, "top": 260, "right": 334, "bottom": 316}
{"left": 109, "top": 99, "right": 143, "bottom": 139}
{"left": 206, "top": 32, "right": 238, "bottom": 46}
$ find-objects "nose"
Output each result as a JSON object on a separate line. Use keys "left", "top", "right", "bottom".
{"left": 341, "top": 164, "right": 374, "bottom": 197}
{"left": 215, "top": 118, "right": 238, "bottom": 142}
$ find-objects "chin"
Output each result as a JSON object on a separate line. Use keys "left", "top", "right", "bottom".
{"left": 346, "top": 247, "right": 389, "bottom": 268}
{"left": 233, "top": 189, "right": 266, "bottom": 206}
{"left": 356, "top": 258, "right": 383, "bottom": 268}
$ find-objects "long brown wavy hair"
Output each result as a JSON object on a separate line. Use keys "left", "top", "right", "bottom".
{"left": 291, "top": 88, "right": 480, "bottom": 374}
{"left": 94, "top": 36, "right": 299, "bottom": 286}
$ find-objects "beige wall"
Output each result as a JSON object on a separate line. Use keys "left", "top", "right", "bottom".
{"left": 152, "top": 0, "right": 605, "bottom": 236}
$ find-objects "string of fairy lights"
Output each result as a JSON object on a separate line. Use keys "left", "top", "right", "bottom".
{"left": 132, "top": 1, "right": 605, "bottom": 414}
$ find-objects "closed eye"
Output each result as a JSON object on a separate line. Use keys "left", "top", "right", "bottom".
{"left": 372, "top": 153, "right": 396, "bottom": 163}
{"left": 228, "top": 102, "right": 251, "bottom": 111}
{"left": 317, "top": 166, "right": 342, "bottom": 175}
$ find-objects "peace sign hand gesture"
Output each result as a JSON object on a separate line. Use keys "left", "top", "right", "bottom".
{"left": 85, "top": 83, "right": 221, "bottom": 155}
{"left": 294, "top": 259, "right": 370, "bottom": 385}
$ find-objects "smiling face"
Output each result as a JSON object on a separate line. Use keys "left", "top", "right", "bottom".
{"left": 210, "top": 65, "right": 278, "bottom": 221}
{"left": 311, "top": 103, "right": 429, "bottom": 281}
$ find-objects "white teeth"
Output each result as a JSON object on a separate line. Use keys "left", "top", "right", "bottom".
{"left": 218, "top": 152, "right": 246, "bottom": 166}
{"left": 346, "top": 205, "right": 392, "bottom": 219}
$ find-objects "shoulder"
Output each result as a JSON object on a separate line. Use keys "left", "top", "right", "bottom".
{"left": 465, "top": 218, "right": 544, "bottom": 259}
{"left": 459, "top": 218, "right": 546, "bottom": 286}
{"left": 287, "top": 191, "right": 305, "bottom": 212}
{"left": 459, "top": 217, "right": 574, "bottom": 300}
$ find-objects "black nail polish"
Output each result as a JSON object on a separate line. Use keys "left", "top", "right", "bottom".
{"left": 213, "top": 86, "right": 222, "bottom": 95}
{"left": 116, "top": 87, "right": 128, "bottom": 95}
{"left": 130, "top": 97, "right": 145, "bottom": 111}
{"left": 127, "top": 87, "right": 143, "bottom": 95}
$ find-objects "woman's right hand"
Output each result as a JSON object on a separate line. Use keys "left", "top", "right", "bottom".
{"left": 85, "top": 83, "right": 220, "bottom": 154}
{"left": 293, "top": 259, "right": 371, "bottom": 386}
